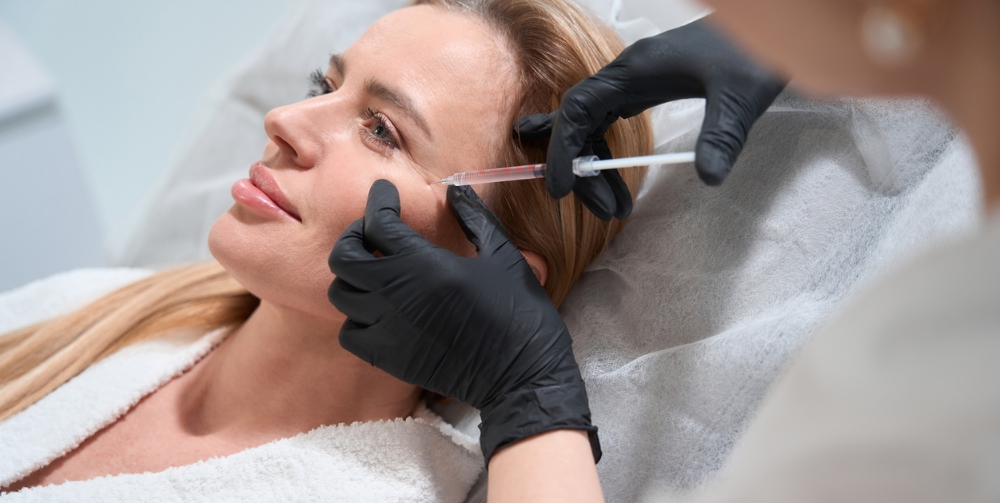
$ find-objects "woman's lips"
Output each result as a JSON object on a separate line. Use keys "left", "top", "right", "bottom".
{"left": 230, "top": 163, "right": 302, "bottom": 221}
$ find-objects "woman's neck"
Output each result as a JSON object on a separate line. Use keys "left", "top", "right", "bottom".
{"left": 174, "top": 301, "right": 421, "bottom": 441}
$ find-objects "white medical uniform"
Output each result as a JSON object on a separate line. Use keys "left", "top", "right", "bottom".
{"left": 649, "top": 210, "right": 1000, "bottom": 503}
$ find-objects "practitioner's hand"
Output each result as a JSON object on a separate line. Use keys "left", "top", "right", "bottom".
{"left": 518, "top": 18, "right": 786, "bottom": 220}
{"left": 328, "top": 180, "right": 599, "bottom": 466}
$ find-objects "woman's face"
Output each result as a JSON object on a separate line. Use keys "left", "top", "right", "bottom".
{"left": 209, "top": 5, "right": 517, "bottom": 320}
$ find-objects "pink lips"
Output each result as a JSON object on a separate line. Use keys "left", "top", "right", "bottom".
{"left": 230, "top": 162, "right": 301, "bottom": 221}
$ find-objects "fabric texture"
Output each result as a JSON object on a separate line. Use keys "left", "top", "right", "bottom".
{"left": 0, "top": 269, "right": 483, "bottom": 502}
{"left": 569, "top": 94, "right": 981, "bottom": 501}
{"left": 642, "top": 211, "right": 1000, "bottom": 503}
{"left": 98, "top": 1, "right": 983, "bottom": 502}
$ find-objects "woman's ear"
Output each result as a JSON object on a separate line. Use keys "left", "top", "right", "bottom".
{"left": 519, "top": 250, "right": 549, "bottom": 286}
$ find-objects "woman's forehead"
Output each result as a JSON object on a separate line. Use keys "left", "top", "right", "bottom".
{"left": 353, "top": 5, "right": 512, "bottom": 75}
{"left": 343, "top": 6, "right": 517, "bottom": 164}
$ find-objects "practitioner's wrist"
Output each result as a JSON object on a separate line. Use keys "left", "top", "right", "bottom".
{"left": 478, "top": 378, "right": 601, "bottom": 467}
{"left": 487, "top": 429, "right": 605, "bottom": 503}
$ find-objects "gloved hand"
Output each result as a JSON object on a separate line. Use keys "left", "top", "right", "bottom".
{"left": 328, "top": 179, "right": 599, "bottom": 466}
{"left": 520, "top": 18, "right": 786, "bottom": 220}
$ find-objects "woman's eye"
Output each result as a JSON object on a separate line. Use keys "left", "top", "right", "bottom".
{"left": 371, "top": 121, "right": 392, "bottom": 143}
{"left": 362, "top": 108, "right": 399, "bottom": 150}
{"left": 307, "top": 68, "right": 333, "bottom": 97}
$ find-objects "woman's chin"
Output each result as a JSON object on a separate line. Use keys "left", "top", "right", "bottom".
{"left": 208, "top": 211, "right": 272, "bottom": 295}
{"left": 207, "top": 209, "right": 241, "bottom": 266}
{"left": 208, "top": 210, "right": 343, "bottom": 322}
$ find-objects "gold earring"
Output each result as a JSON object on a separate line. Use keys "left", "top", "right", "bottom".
{"left": 861, "top": 1, "right": 925, "bottom": 66}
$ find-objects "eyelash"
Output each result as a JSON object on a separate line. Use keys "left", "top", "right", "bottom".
{"left": 307, "top": 68, "right": 333, "bottom": 97}
{"left": 306, "top": 68, "right": 400, "bottom": 152}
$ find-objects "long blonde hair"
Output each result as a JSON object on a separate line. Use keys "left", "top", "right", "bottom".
{"left": 0, "top": 0, "right": 651, "bottom": 421}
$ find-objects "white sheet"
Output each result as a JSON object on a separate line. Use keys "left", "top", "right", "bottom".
{"left": 640, "top": 211, "right": 1000, "bottom": 503}
{"left": 567, "top": 95, "right": 980, "bottom": 501}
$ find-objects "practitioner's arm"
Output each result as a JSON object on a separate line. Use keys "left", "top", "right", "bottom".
{"left": 489, "top": 430, "right": 604, "bottom": 503}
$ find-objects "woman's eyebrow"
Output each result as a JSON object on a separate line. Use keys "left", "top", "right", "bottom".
{"left": 329, "top": 54, "right": 346, "bottom": 76}
{"left": 330, "top": 53, "right": 433, "bottom": 141}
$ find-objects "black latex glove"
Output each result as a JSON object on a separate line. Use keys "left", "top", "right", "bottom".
{"left": 328, "top": 179, "right": 599, "bottom": 466}
{"left": 518, "top": 18, "right": 786, "bottom": 220}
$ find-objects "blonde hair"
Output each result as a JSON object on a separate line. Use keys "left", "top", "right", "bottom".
{"left": 0, "top": 0, "right": 651, "bottom": 421}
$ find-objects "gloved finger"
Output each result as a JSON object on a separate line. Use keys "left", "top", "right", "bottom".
{"left": 363, "top": 179, "right": 436, "bottom": 256}
{"left": 338, "top": 317, "right": 400, "bottom": 369}
{"left": 695, "top": 80, "right": 783, "bottom": 185}
{"left": 328, "top": 277, "right": 381, "bottom": 326}
{"left": 547, "top": 82, "right": 617, "bottom": 199}
{"left": 329, "top": 218, "right": 381, "bottom": 289}
{"left": 568, "top": 140, "right": 617, "bottom": 221}
{"left": 693, "top": 89, "right": 751, "bottom": 185}
{"left": 446, "top": 184, "right": 513, "bottom": 256}
{"left": 571, "top": 176, "right": 616, "bottom": 221}
{"left": 584, "top": 109, "right": 617, "bottom": 157}
{"left": 590, "top": 137, "right": 613, "bottom": 161}
{"left": 338, "top": 319, "right": 374, "bottom": 365}
{"left": 601, "top": 169, "right": 633, "bottom": 220}
{"left": 340, "top": 315, "right": 436, "bottom": 392}
{"left": 515, "top": 112, "right": 556, "bottom": 142}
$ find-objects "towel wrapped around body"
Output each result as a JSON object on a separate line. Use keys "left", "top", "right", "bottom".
{"left": 0, "top": 269, "right": 483, "bottom": 502}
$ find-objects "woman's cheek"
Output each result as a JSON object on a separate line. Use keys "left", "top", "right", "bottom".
{"left": 399, "top": 186, "right": 476, "bottom": 257}
{"left": 314, "top": 165, "right": 457, "bottom": 252}
{"left": 311, "top": 174, "right": 375, "bottom": 228}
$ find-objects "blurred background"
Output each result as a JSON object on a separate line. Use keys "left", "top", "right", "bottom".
{"left": 0, "top": 0, "right": 293, "bottom": 291}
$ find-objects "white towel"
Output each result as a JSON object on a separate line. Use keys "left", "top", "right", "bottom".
{"left": 0, "top": 269, "right": 483, "bottom": 502}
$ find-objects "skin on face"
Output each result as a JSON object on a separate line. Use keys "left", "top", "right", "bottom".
{"left": 209, "top": 5, "right": 519, "bottom": 321}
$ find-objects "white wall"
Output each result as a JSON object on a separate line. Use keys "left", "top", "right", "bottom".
{"left": 0, "top": 0, "right": 294, "bottom": 238}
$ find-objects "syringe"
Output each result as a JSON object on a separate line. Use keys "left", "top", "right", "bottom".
{"left": 435, "top": 152, "right": 696, "bottom": 186}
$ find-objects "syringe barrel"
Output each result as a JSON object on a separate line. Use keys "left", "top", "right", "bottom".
{"left": 448, "top": 163, "right": 546, "bottom": 185}
{"left": 571, "top": 155, "right": 601, "bottom": 177}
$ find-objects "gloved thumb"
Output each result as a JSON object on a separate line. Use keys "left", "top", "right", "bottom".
{"left": 363, "top": 179, "right": 434, "bottom": 256}
{"left": 515, "top": 112, "right": 555, "bottom": 141}
{"left": 694, "top": 90, "right": 753, "bottom": 186}
{"left": 447, "top": 185, "right": 512, "bottom": 257}
{"left": 696, "top": 77, "right": 785, "bottom": 185}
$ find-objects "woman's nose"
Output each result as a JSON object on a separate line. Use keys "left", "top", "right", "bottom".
{"left": 263, "top": 100, "right": 325, "bottom": 168}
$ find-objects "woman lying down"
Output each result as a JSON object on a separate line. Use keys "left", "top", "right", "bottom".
{"left": 0, "top": 0, "right": 650, "bottom": 500}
